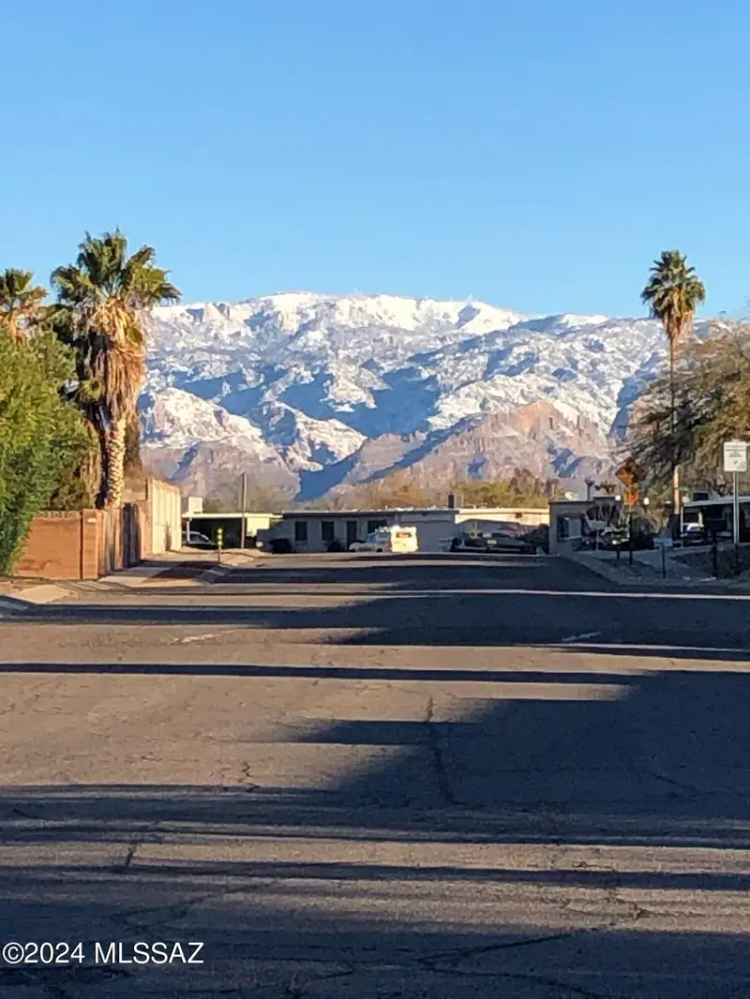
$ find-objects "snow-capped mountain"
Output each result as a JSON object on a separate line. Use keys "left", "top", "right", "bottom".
{"left": 140, "top": 291, "right": 683, "bottom": 502}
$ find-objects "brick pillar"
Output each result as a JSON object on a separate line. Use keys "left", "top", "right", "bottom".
{"left": 80, "top": 510, "right": 101, "bottom": 580}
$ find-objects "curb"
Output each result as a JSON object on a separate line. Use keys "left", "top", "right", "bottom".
{"left": 0, "top": 594, "right": 32, "bottom": 616}
{"left": 196, "top": 565, "right": 235, "bottom": 584}
{"left": 563, "top": 552, "right": 750, "bottom": 593}
{"left": 98, "top": 566, "right": 175, "bottom": 587}
{"left": 0, "top": 582, "right": 73, "bottom": 612}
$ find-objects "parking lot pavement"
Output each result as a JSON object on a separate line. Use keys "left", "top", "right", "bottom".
{"left": 2, "top": 553, "right": 750, "bottom": 996}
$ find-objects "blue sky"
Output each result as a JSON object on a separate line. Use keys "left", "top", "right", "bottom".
{"left": 2, "top": 1, "right": 748, "bottom": 316}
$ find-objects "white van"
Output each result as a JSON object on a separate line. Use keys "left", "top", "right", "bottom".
{"left": 349, "top": 525, "right": 418, "bottom": 553}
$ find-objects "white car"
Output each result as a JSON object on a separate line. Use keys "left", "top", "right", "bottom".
{"left": 349, "top": 526, "right": 418, "bottom": 553}
{"left": 182, "top": 530, "right": 216, "bottom": 549}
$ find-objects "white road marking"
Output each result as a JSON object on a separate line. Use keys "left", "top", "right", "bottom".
{"left": 206, "top": 586, "right": 750, "bottom": 602}
{"left": 171, "top": 633, "right": 219, "bottom": 644}
{"left": 560, "top": 631, "right": 601, "bottom": 644}
{"left": 545, "top": 642, "right": 750, "bottom": 654}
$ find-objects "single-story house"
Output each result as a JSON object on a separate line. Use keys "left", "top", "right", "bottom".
{"left": 257, "top": 508, "right": 459, "bottom": 553}
{"left": 256, "top": 505, "right": 552, "bottom": 554}
{"left": 548, "top": 497, "right": 621, "bottom": 555}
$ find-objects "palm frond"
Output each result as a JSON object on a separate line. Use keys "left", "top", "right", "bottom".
{"left": 641, "top": 249, "right": 705, "bottom": 345}
{"left": 0, "top": 268, "right": 47, "bottom": 340}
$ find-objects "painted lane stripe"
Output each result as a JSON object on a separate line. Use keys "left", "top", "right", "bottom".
{"left": 560, "top": 631, "right": 602, "bottom": 644}
{"left": 208, "top": 586, "right": 750, "bottom": 602}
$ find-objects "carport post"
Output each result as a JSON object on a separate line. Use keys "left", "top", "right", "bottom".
{"left": 712, "top": 533, "right": 718, "bottom": 577}
{"left": 240, "top": 473, "right": 248, "bottom": 549}
{"left": 628, "top": 509, "right": 634, "bottom": 566}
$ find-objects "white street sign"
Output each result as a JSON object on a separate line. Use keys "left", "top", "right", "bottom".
{"left": 723, "top": 440, "right": 748, "bottom": 473}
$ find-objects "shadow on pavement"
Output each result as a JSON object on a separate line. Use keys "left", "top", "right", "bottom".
{"left": 4, "top": 559, "right": 750, "bottom": 994}
{"left": 2, "top": 663, "right": 750, "bottom": 994}
{"left": 13, "top": 585, "right": 750, "bottom": 653}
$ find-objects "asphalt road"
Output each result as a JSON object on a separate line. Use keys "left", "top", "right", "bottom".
{"left": 1, "top": 552, "right": 750, "bottom": 998}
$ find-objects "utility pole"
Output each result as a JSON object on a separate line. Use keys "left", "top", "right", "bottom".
{"left": 240, "top": 472, "right": 248, "bottom": 549}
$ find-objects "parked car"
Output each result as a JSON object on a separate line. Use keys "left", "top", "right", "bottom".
{"left": 182, "top": 530, "right": 216, "bottom": 549}
{"left": 523, "top": 524, "right": 549, "bottom": 553}
{"left": 350, "top": 525, "right": 418, "bottom": 553}
{"left": 596, "top": 527, "right": 628, "bottom": 551}
{"left": 449, "top": 535, "right": 491, "bottom": 552}
{"left": 450, "top": 532, "right": 536, "bottom": 554}
{"left": 599, "top": 526, "right": 655, "bottom": 551}
{"left": 269, "top": 538, "right": 293, "bottom": 554}
{"left": 486, "top": 531, "right": 536, "bottom": 554}
{"left": 681, "top": 523, "right": 706, "bottom": 546}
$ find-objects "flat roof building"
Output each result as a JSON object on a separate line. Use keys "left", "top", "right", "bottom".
{"left": 257, "top": 505, "right": 551, "bottom": 553}
{"left": 258, "top": 508, "right": 458, "bottom": 553}
{"left": 182, "top": 511, "right": 279, "bottom": 548}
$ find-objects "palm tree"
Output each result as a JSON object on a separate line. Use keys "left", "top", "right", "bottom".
{"left": 641, "top": 250, "right": 705, "bottom": 518}
{"left": 51, "top": 231, "right": 179, "bottom": 507}
{"left": 0, "top": 269, "right": 46, "bottom": 341}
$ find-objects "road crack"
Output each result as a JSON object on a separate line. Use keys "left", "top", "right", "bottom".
{"left": 424, "top": 696, "right": 459, "bottom": 806}
{"left": 239, "top": 762, "right": 261, "bottom": 791}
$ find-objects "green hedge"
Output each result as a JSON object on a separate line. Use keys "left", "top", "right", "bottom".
{"left": 0, "top": 332, "right": 90, "bottom": 574}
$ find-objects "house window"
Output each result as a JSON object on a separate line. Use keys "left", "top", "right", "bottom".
{"left": 294, "top": 520, "right": 308, "bottom": 542}
{"left": 367, "top": 519, "right": 387, "bottom": 534}
{"left": 346, "top": 521, "right": 358, "bottom": 545}
{"left": 321, "top": 521, "right": 334, "bottom": 542}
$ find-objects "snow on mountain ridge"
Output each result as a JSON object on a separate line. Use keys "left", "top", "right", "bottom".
{"left": 142, "top": 292, "right": 677, "bottom": 500}
{"left": 151, "top": 291, "right": 526, "bottom": 337}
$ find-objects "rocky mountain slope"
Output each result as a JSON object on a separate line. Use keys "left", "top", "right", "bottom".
{"left": 140, "top": 292, "right": 684, "bottom": 502}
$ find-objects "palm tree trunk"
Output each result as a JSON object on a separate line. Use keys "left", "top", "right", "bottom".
{"left": 670, "top": 337, "right": 681, "bottom": 521}
{"left": 104, "top": 415, "right": 127, "bottom": 508}
{"left": 79, "top": 419, "right": 102, "bottom": 508}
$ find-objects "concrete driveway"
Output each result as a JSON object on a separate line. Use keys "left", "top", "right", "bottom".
{"left": 1, "top": 553, "right": 749, "bottom": 997}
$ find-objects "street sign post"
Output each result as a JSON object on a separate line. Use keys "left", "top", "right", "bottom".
{"left": 723, "top": 441, "right": 747, "bottom": 548}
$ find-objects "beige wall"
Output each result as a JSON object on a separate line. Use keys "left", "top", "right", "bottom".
{"left": 148, "top": 477, "right": 181, "bottom": 554}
